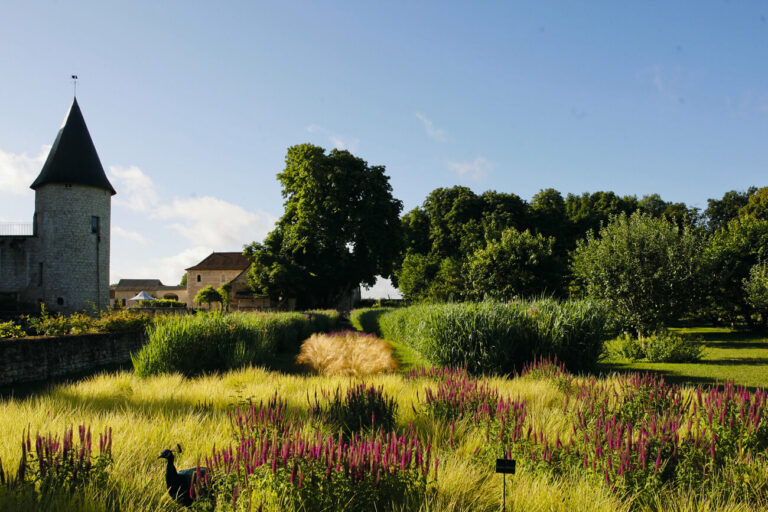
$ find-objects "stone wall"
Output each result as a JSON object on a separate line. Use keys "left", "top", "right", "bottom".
{"left": 0, "top": 330, "right": 145, "bottom": 386}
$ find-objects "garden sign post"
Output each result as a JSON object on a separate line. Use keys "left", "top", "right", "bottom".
{"left": 495, "top": 457, "right": 516, "bottom": 510}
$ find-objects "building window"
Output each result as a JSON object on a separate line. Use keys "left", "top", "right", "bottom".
{"left": 91, "top": 216, "right": 100, "bottom": 234}
{"left": 57, "top": 297, "right": 64, "bottom": 306}
{"left": 122, "top": 298, "right": 126, "bottom": 306}
{"left": 197, "top": 274, "right": 201, "bottom": 282}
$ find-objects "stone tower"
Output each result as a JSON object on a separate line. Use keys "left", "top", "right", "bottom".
{"left": 28, "top": 98, "right": 116, "bottom": 313}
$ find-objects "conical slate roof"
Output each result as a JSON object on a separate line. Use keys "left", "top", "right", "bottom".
{"left": 30, "top": 98, "right": 116, "bottom": 195}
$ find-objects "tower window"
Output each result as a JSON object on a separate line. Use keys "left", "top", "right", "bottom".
{"left": 57, "top": 297, "right": 64, "bottom": 306}
{"left": 197, "top": 274, "right": 201, "bottom": 282}
{"left": 91, "top": 216, "right": 100, "bottom": 234}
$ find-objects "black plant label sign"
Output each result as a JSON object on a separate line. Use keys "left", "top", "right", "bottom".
{"left": 495, "top": 458, "right": 516, "bottom": 474}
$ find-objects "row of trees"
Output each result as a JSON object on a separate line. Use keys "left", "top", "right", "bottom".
{"left": 396, "top": 185, "right": 767, "bottom": 303}
{"left": 244, "top": 144, "right": 767, "bottom": 332}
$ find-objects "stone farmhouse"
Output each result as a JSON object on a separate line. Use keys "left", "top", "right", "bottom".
{"left": 112, "top": 252, "right": 277, "bottom": 310}
{"left": 0, "top": 98, "right": 114, "bottom": 313}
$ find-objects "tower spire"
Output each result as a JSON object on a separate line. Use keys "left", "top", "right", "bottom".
{"left": 72, "top": 75, "right": 78, "bottom": 97}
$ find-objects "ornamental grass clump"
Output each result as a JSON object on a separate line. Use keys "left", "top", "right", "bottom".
{"left": 359, "top": 299, "right": 608, "bottom": 374}
{"left": 321, "top": 383, "right": 398, "bottom": 434}
{"left": 296, "top": 330, "right": 398, "bottom": 376}
{"left": 133, "top": 310, "right": 339, "bottom": 377}
{"left": 206, "top": 392, "right": 435, "bottom": 511}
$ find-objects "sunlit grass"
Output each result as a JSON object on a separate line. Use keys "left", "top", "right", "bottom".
{"left": 2, "top": 361, "right": 768, "bottom": 510}
{"left": 601, "top": 327, "right": 768, "bottom": 388}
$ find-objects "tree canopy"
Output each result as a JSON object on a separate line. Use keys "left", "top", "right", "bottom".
{"left": 246, "top": 144, "right": 403, "bottom": 308}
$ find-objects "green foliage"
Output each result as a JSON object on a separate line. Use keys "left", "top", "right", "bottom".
{"left": 572, "top": 212, "right": 705, "bottom": 335}
{"left": 466, "top": 227, "right": 558, "bottom": 300}
{"left": 744, "top": 262, "right": 768, "bottom": 325}
{"left": 136, "top": 299, "right": 185, "bottom": 308}
{"left": 96, "top": 309, "right": 152, "bottom": 333}
{"left": 194, "top": 286, "right": 222, "bottom": 308}
{"left": 705, "top": 187, "right": 757, "bottom": 231}
{"left": 0, "top": 425, "right": 113, "bottom": 508}
{"left": 0, "top": 321, "right": 25, "bottom": 339}
{"left": 358, "top": 299, "right": 608, "bottom": 374}
{"left": 350, "top": 308, "right": 394, "bottom": 335}
{"left": 132, "top": 310, "right": 339, "bottom": 377}
{"left": 303, "top": 309, "right": 341, "bottom": 333}
{"left": 180, "top": 273, "right": 188, "bottom": 287}
{"left": 247, "top": 144, "right": 403, "bottom": 308}
{"left": 703, "top": 216, "right": 768, "bottom": 324}
{"left": 217, "top": 282, "right": 232, "bottom": 312}
{"left": 738, "top": 186, "right": 768, "bottom": 220}
{"left": 607, "top": 331, "right": 703, "bottom": 363}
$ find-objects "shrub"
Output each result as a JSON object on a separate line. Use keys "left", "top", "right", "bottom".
{"left": 96, "top": 309, "right": 152, "bottom": 333}
{"left": 136, "top": 299, "right": 186, "bottom": 308}
{"left": 356, "top": 299, "right": 608, "bottom": 374}
{"left": 304, "top": 309, "right": 341, "bottom": 333}
{"left": 744, "top": 261, "right": 768, "bottom": 325}
{"left": 132, "top": 310, "right": 339, "bottom": 377}
{"left": 296, "top": 331, "right": 397, "bottom": 376}
{"left": 319, "top": 383, "right": 398, "bottom": 433}
{"left": 606, "top": 331, "right": 703, "bottom": 363}
{"left": 642, "top": 331, "right": 703, "bottom": 363}
{"left": 0, "top": 321, "right": 25, "bottom": 339}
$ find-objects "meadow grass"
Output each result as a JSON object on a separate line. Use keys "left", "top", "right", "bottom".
{"left": 3, "top": 362, "right": 767, "bottom": 511}
{"left": 600, "top": 327, "right": 768, "bottom": 388}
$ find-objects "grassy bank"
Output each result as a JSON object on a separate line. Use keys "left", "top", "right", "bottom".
{"left": 600, "top": 327, "right": 768, "bottom": 388}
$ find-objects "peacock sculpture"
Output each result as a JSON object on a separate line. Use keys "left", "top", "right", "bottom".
{"left": 157, "top": 444, "right": 209, "bottom": 507}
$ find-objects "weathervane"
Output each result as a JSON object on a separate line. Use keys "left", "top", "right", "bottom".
{"left": 72, "top": 75, "right": 78, "bottom": 97}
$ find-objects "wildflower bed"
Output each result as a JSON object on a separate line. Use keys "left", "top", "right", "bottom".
{"left": 3, "top": 359, "right": 768, "bottom": 511}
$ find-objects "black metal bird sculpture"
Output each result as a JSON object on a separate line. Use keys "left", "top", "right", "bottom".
{"left": 157, "top": 444, "right": 208, "bottom": 507}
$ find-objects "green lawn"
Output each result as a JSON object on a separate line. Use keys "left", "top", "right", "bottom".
{"left": 599, "top": 326, "right": 768, "bottom": 388}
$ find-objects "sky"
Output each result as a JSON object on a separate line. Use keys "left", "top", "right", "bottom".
{"left": 1, "top": 1, "right": 767, "bottom": 298}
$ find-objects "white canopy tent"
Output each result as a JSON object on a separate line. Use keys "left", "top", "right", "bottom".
{"left": 127, "top": 290, "right": 156, "bottom": 304}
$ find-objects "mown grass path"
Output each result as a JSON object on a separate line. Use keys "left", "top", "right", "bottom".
{"left": 600, "top": 327, "right": 768, "bottom": 388}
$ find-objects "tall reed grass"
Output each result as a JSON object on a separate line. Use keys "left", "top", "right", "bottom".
{"left": 132, "top": 310, "right": 339, "bottom": 377}
{"left": 353, "top": 299, "right": 608, "bottom": 374}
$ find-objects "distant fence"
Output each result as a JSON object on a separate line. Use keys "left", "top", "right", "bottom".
{"left": 0, "top": 223, "right": 33, "bottom": 236}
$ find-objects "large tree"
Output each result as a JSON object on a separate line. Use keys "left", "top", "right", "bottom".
{"left": 246, "top": 144, "right": 403, "bottom": 308}
{"left": 572, "top": 212, "right": 705, "bottom": 335}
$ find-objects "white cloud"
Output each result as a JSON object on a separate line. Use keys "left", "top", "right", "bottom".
{"left": 0, "top": 146, "right": 49, "bottom": 196}
{"left": 306, "top": 125, "right": 359, "bottom": 151}
{"left": 447, "top": 157, "right": 493, "bottom": 180}
{"left": 154, "top": 196, "right": 276, "bottom": 248}
{"left": 415, "top": 112, "right": 446, "bottom": 142}
{"left": 113, "top": 226, "right": 149, "bottom": 245}
{"left": 108, "top": 165, "right": 160, "bottom": 212}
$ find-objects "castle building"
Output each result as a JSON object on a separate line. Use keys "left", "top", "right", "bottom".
{"left": 0, "top": 98, "right": 115, "bottom": 313}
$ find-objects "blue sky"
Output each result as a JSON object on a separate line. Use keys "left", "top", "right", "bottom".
{"left": 1, "top": 1, "right": 766, "bottom": 297}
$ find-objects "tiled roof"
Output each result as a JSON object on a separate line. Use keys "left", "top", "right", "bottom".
{"left": 186, "top": 252, "right": 250, "bottom": 271}
{"left": 112, "top": 279, "right": 184, "bottom": 291}
{"left": 30, "top": 98, "right": 116, "bottom": 195}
